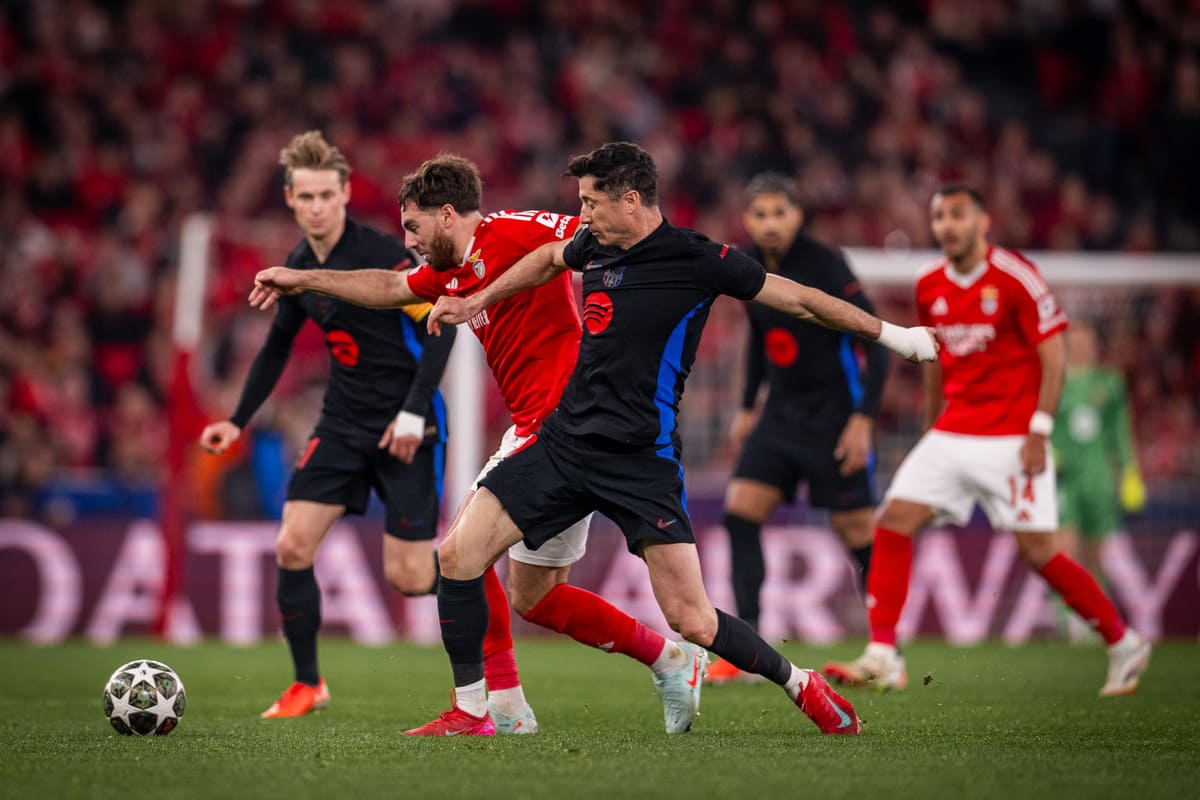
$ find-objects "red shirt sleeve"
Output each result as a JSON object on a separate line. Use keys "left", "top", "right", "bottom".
{"left": 405, "top": 263, "right": 447, "bottom": 303}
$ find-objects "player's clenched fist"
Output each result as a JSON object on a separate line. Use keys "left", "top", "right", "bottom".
{"left": 427, "top": 295, "right": 481, "bottom": 335}
{"left": 877, "top": 322, "right": 940, "bottom": 363}
{"left": 248, "top": 267, "right": 307, "bottom": 310}
{"left": 199, "top": 420, "right": 241, "bottom": 454}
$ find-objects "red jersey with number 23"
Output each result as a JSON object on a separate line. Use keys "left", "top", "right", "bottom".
{"left": 917, "top": 245, "right": 1068, "bottom": 436}
{"left": 406, "top": 210, "right": 581, "bottom": 437}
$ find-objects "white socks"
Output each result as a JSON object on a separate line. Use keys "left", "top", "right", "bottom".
{"left": 455, "top": 678, "right": 487, "bottom": 717}
{"left": 650, "top": 640, "right": 688, "bottom": 675}
{"left": 487, "top": 685, "right": 528, "bottom": 717}
{"left": 783, "top": 663, "right": 810, "bottom": 700}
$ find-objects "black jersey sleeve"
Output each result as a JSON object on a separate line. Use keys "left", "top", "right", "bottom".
{"left": 401, "top": 310, "right": 456, "bottom": 418}
{"left": 741, "top": 306, "right": 766, "bottom": 410}
{"left": 562, "top": 225, "right": 597, "bottom": 270}
{"left": 830, "top": 252, "right": 888, "bottom": 419}
{"left": 229, "top": 297, "right": 306, "bottom": 429}
{"left": 702, "top": 243, "right": 767, "bottom": 300}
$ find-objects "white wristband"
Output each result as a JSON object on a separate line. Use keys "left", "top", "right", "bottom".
{"left": 1029, "top": 410, "right": 1054, "bottom": 437}
{"left": 877, "top": 321, "right": 938, "bottom": 362}
{"left": 392, "top": 410, "right": 425, "bottom": 439}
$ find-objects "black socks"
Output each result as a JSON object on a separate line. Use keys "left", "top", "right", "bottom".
{"left": 277, "top": 566, "right": 321, "bottom": 686}
{"left": 710, "top": 608, "right": 792, "bottom": 685}
{"left": 438, "top": 575, "right": 488, "bottom": 687}
{"left": 724, "top": 512, "right": 764, "bottom": 630}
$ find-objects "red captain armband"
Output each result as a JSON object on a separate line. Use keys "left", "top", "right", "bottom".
{"left": 1028, "top": 411, "right": 1054, "bottom": 437}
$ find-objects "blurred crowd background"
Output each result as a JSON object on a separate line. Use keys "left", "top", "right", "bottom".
{"left": 1, "top": 0, "right": 1198, "bottom": 524}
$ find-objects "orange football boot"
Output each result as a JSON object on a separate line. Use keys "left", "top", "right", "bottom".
{"left": 260, "top": 678, "right": 330, "bottom": 718}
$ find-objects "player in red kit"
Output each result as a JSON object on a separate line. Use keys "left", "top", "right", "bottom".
{"left": 251, "top": 155, "right": 707, "bottom": 736}
{"left": 824, "top": 184, "right": 1150, "bottom": 697}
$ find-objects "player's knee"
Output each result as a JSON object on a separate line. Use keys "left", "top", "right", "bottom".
{"left": 384, "top": 558, "right": 435, "bottom": 596}
{"left": 275, "top": 532, "right": 315, "bottom": 569}
{"left": 436, "top": 538, "right": 463, "bottom": 579}
{"left": 508, "top": 566, "right": 564, "bottom": 617}
{"left": 1016, "top": 534, "right": 1058, "bottom": 569}
{"left": 661, "top": 603, "right": 717, "bottom": 646}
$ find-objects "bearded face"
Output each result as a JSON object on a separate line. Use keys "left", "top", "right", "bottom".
{"left": 424, "top": 228, "right": 460, "bottom": 272}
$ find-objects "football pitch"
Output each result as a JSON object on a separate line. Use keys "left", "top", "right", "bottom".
{"left": 1, "top": 639, "right": 1195, "bottom": 799}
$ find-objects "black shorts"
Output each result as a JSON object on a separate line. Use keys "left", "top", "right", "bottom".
{"left": 479, "top": 426, "right": 693, "bottom": 556}
{"left": 286, "top": 431, "right": 443, "bottom": 540}
{"left": 732, "top": 427, "right": 874, "bottom": 511}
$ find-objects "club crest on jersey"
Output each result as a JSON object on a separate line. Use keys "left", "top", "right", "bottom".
{"left": 467, "top": 249, "right": 485, "bottom": 279}
{"left": 931, "top": 296, "right": 949, "bottom": 316}
{"left": 602, "top": 266, "right": 625, "bottom": 288}
{"left": 980, "top": 285, "right": 999, "bottom": 315}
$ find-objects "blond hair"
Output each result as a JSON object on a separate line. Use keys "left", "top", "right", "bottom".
{"left": 279, "top": 130, "right": 352, "bottom": 187}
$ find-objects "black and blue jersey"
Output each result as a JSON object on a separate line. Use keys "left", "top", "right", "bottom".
{"left": 741, "top": 233, "right": 886, "bottom": 446}
{"left": 546, "top": 220, "right": 765, "bottom": 458}
{"left": 230, "top": 217, "right": 451, "bottom": 447}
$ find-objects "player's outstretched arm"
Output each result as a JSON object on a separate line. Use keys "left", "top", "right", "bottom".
{"left": 249, "top": 267, "right": 420, "bottom": 311}
{"left": 427, "top": 239, "right": 570, "bottom": 335}
{"left": 753, "top": 273, "right": 938, "bottom": 363}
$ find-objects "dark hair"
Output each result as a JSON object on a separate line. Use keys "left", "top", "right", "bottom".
{"left": 566, "top": 141, "right": 658, "bottom": 206}
{"left": 744, "top": 171, "right": 799, "bottom": 207}
{"left": 279, "top": 130, "right": 351, "bottom": 187}
{"left": 398, "top": 153, "right": 482, "bottom": 212}
{"left": 935, "top": 182, "right": 986, "bottom": 210}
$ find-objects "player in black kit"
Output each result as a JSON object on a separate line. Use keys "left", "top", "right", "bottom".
{"left": 709, "top": 173, "right": 888, "bottom": 685}
{"left": 418, "top": 142, "right": 940, "bottom": 736}
{"left": 199, "top": 131, "right": 455, "bottom": 718}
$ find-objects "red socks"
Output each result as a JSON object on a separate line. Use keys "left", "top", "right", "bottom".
{"left": 1039, "top": 552, "right": 1126, "bottom": 644}
{"left": 481, "top": 565, "right": 520, "bottom": 691}
{"left": 523, "top": 584, "right": 666, "bottom": 666}
{"left": 866, "top": 527, "right": 913, "bottom": 647}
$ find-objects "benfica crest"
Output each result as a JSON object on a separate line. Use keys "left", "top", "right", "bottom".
{"left": 980, "top": 285, "right": 999, "bottom": 315}
{"left": 467, "top": 249, "right": 485, "bottom": 279}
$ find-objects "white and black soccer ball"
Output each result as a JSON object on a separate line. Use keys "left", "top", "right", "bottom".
{"left": 102, "top": 659, "right": 186, "bottom": 736}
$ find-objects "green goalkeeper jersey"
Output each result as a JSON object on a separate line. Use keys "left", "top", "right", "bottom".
{"left": 1052, "top": 367, "right": 1135, "bottom": 485}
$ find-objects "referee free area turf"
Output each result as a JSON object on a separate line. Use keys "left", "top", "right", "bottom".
{"left": 1, "top": 639, "right": 1195, "bottom": 799}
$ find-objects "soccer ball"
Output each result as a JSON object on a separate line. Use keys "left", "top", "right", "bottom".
{"left": 102, "top": 659, "right": 187, "bottom": 736}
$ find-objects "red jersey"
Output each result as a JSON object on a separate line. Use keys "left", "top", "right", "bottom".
{"left": 917, "top": 245, "right": 1068, "bottom": 436}
{"left": 406, "top": 210, "right": 581, "bottom": 437}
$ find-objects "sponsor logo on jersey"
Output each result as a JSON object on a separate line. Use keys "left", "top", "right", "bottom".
{"left": 326, "top": 330, "right": 359, "bottom": 366}
{"left": 931, "top": 296, "right": 949, "bottom": 316}
{"left": 936, "top": 323, "right": 997, "bottom": 357}
{"left": 583, "top": 291, "right": 614, "bottom": 335}
{"left": 602, "top": 266, "right": 624, "bottom": 288}
{"left": 467, "top": 309, "right": 490, "bottom": 331}
{"left": 765, "top": 327, "right": 799, "bottom": 367}
{"left": 448, "top": 277, "right": 459, "bottom": 290}
{"left": 584, "top": 260, "right": 604, "bottom": 271}
{"left": 980, "top": 285, "right": 999, "bottom": 315}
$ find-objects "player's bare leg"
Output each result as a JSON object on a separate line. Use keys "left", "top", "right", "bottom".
{"left": 643, "top": 541, "right": 859, "bottom": 734}
{"left": 382, "top": 537, "right": 437, "bottom": 596}
{"left": 262, "top": 500, "right": 343, "bottom": 719}
{"left": 824, "top": 498, "right": 931, "bottom": 691}
{"left": 1015, "top": 530, "right": 1150, "bottom": 696}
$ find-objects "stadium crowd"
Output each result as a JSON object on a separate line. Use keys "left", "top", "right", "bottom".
{"left": 1, "top": 0, "right": 1198, "bottom": 521}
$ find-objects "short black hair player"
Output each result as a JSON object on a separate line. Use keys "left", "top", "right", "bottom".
{"left": 419, "top": 142, "right": 941, "bottom": 736}
{"left": 709, "top": 172, "right": 889, "bottom": 685}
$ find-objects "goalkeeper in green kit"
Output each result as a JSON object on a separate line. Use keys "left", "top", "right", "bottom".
{"left": 1053, "top": 319, "right": 1146, "bottom": 601}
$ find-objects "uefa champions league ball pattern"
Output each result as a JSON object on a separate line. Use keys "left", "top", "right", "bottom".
{"left": 103, "top": 660, "right": 186, "bottom": 736}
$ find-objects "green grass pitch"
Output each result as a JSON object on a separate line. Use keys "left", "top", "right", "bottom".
{"left": 1, "top": 638, "right": 1196, "bottom": 799}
